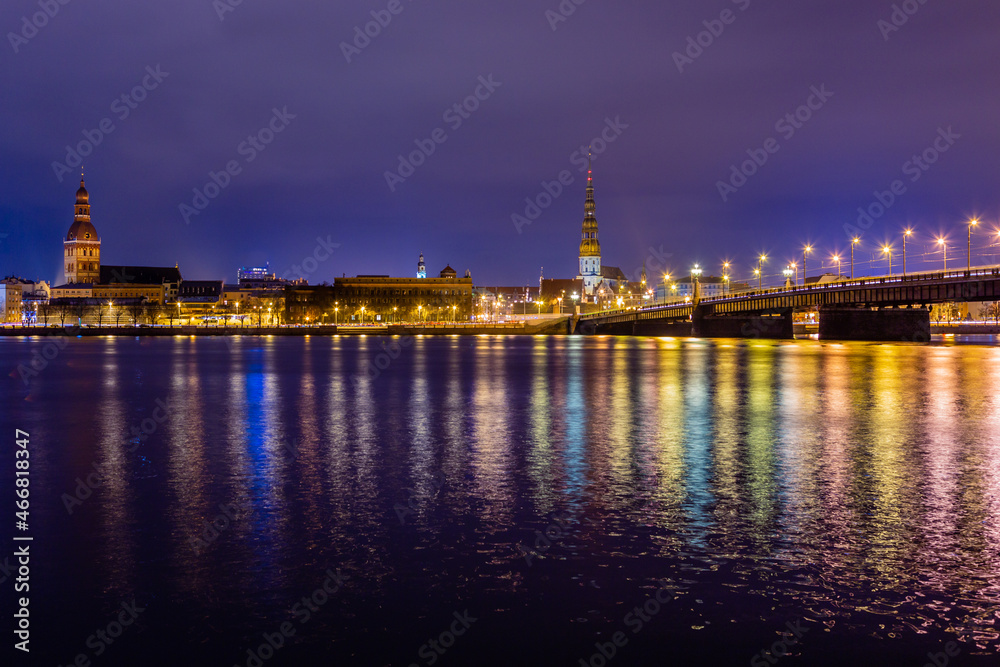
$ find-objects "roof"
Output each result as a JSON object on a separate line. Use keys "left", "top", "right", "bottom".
{"left": 600, "top": 266, "right": 628, "bottom": 281}
{"left": 178, "top": 280, "right": 224, "bottom": 298}
{"left": 66, "top": 219, "right": 99, "bottom": 242}
{"left": 101, "top": 265, "right": 182, "bottom": 285}
{"left": 540, "top": 278, "right": 583, "bottom": 299}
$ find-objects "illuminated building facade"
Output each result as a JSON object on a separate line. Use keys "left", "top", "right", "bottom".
{"left": 63, "top": 179, "right": 101, "bottom": 284}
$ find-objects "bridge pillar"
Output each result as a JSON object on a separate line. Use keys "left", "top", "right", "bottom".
{"left": 818, "top": 306, "right": 930, "bottom": 342}
{"left": 692, "top": 308, "right": 793, "bottom": 339}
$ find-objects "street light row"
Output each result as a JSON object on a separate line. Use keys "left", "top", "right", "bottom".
{"left": 662, "top": 219, "right": 994, "bottom": 290}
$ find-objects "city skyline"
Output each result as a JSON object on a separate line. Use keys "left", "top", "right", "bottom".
{"left": 2, "top": 2, "right": 1000, "bottom": 286}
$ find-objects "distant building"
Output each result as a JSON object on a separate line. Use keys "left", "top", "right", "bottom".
{"left": 574, "top": 162, "right": 627, "bottom": 300}
{"left": 333, "top": 267, "right": 473, "bottom": 323}
{"left": 805, "top": 273, "right": 847, "bottom": 286}
{"left": 540, "top": 278, "right": 584, "bottom": 313}
{"left": 0, "top": 281, "right": 23, "bottom": 323}
{"left": 63, "top": 179, "right": 101, "bottom": 284}
{"left": 656, "top": 275, "right": 750, "bottom": 300}
{"left": 237, "top": 264, "right": 294, "bottom": 290}
{"left": 54, "top": 180, "right": 182, "bottom": 304}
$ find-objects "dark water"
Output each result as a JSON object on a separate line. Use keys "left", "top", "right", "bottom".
{"left": 2, "top": 335, "right": 999, "bottom": 666}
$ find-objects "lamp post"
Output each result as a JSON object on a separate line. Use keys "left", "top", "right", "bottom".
{"left": 937, "top": 237, "right": 948, "bottom": 272}
{"left": 969, "top": 219, "right": 979, "bottom": 271}
{"left": 832, "top": 254, "right": 842, "bottom": 280}
{"left": 757, "top": 254, "right": 767, "bottom": 289}
{"left": 851, "top": 237, "right": 860, "bottom": 279}
{"left": 882, "top": 245, "right": 892, "bottom": 277}
{"left": 788, "top": 261, "right": 797, "bottom": 287}
{"left": 722, "top": 262, "right": 730, "bottom": 293}
{"left": 903, "top": 229, "right": 913, "bottom": 276}
{"left": 802, "top": 245, "right": 812, "bottom": 286}
{"left": 662, "top": 274, "right": 671, "bottom": 304}
{"left": 783, "top": 266, "right": 793, "bottom": 288}
{"left": 691, "top": 264, "right": 702, "bottom": 302}
{"left": 723, "top": 275, "right": 729, "bottom": 295}
{"left": 753, "top": 268, "right": 761, "bottom": 290}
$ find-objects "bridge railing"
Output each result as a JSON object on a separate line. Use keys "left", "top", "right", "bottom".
{"left": 581, "top": 264, "right": 1000, "bottom": 320}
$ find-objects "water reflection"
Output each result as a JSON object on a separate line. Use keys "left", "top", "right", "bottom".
{"left": 14, "top": 336, "right": 1000, "bottom": 659}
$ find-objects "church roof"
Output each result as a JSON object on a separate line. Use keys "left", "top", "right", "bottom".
{"left": 66, "top": 219, "right": 99, "bottom": 242}
{"left": 100, "top": 265, "right": 182, "bottom": 285}
{"left": 600, "top": 266, "right": 628, "bottom": 281}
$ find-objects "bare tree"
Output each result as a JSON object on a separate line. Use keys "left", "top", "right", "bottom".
{"left": 55, "top": 301, "right": 73, "bottom": 327}
{"left": 126, "top": 300, "right": 146, "bottom": 326}
{"left": 978, "top": 302, "right": 1000, "bottom": 324}
{"left": 38, "top": 302, "right": 52, "bottom": 326}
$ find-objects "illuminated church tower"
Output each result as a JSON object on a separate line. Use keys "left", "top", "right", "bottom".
{"left": 64, "top": 178, "right": 101, "bottom": 284}
{"left": 577, "top": 156, "right": 601, "bottom": 297}
{"left": 417, "top": 252, "right": 427, "bottom": 278}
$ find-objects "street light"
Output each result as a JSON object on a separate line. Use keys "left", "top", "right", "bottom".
{"left": 969, "top": 219, "right": 979, "bottom": 271}
{"left": 882, "top": 245, "right": 893, "bottom": 277}
{"left": 832, "top": 254, "right": 842, "bottom": 279}
{"left": 753, "top": 267, "right": 761, "bottom": 290}
{"left": 788, "top": 261, "right": 797, "bottom": 287}
{"left": 802, "top": 245, "right": 812, "bottom": 286}
{"left": 937, "top": 237, "right": 948, "bottom": 271}
{"left": 783, "top": 266, "right": 793, "bottom": 288}
{"left": 851, "top": 238, "right": 860, "bottom": 279}
{"left": 757, "top": 254, "right": 767, "bottom": 289}
{"left": 722, "top": 262, "right": 730, "bottom": 293}
{"left": 663, "top": 273, "right": 671, "bottom": 303}
{"left": 902, "top": 229, "right": 913, "bottom": 276}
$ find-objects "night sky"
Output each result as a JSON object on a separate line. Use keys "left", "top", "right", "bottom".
{"left": 2, "top": 0, "right": 999, "bottom": 287}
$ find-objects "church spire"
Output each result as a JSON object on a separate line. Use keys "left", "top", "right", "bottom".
{"left": 579, "top": 149, "right": 600, "bottom": 258}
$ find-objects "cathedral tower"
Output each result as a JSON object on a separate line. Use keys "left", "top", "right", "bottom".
{"left": 64, "top": 178, "right": 101, "bottom": 284}
{"left": 577, "top": 156, "right": 601, "bottom": 296}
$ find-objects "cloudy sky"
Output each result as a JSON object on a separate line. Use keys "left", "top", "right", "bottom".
{"left": 2, "top": 0, "right": 999, "bottom": 286}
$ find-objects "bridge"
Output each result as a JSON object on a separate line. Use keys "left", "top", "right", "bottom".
{"left": 575, "top": 266, "right": 1000, "bottom": 340}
